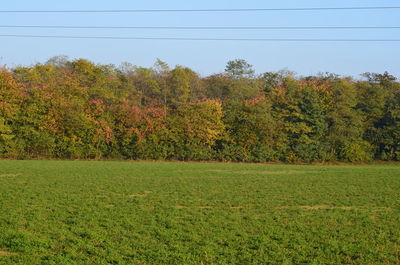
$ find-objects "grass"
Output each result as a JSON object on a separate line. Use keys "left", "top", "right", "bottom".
{"left": 0, "top": 160, "right": 399, "bottom": 264}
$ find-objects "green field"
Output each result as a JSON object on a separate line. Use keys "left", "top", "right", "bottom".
{"left": 0, "top": 161, "right": 399, "bottom": 264}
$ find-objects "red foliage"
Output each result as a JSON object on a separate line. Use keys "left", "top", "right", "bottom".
{"left": 244, "top": 96, "right": 266, "bottom": 106}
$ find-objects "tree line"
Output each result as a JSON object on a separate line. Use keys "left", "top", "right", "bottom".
{"left": 0, "top": 56, "right": 399, "bottom": 162}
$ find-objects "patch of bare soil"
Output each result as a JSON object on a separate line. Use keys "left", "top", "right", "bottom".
{"left": 128, "top": 191, "right": 153, "bottom": 197}
{"left": 273, "top": 205, "right": 392, "bottom": 211}
{"left": 175, "top": 206, "right": 213, "bottom": 209}
{"left": 0, "top": 173, "right": 21, "bottom": 177}
{"left": 0, "top": 249, "right": 16, "bottom": 256}
{"left": 207, "top": 170, "right": 316, "bottom": 175}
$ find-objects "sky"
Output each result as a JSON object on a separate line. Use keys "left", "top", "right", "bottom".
{"left": 1, "top": 0, "right": 399, "bottom": 78}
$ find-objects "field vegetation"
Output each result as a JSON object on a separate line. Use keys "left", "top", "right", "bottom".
{"left": 0, "top": 161, "right": 399, "bottom": 264}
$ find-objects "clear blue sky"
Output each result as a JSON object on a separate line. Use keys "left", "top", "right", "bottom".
{"left": 1, "top": 0, "right": 399, "bottom": 77}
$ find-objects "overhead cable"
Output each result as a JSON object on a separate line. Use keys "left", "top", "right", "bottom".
{"left": 1, "top": 34, "right": 399, "bottom": 42}
{"left": 0, "top": 7, "right": 399, "bottom": 13}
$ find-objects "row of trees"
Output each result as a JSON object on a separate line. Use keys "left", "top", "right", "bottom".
{"left": 0, "top": 57, "right": 399, "bottom": 162}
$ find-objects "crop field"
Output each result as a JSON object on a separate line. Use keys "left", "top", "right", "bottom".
{"left": 0, "top": 161, "right": 399, "bottom": 264}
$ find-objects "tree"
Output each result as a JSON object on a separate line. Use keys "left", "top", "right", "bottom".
{"left": 0, "top": 68, "right": 24, "bottom": 157}
{"left": 167, "top": 66, "right": 199, "bottom": 107}
{"left": 166, "top": 100, "right": 225, "bottom": 160}
{"left": 225, "top": 59, "right": 255, "bottom": 79}
{"left": 327, "top": 80, "right": 373, "bottom": 161}
{"left": 220, "top": 97, "right": 276, "bottom": 162}
{"left": 1, "top": 56, "right": 400, "bottom": 162}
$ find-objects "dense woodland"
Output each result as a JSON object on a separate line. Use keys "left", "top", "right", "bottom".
{"left": 0, "top": 56, "right": 399, "bottom": 162}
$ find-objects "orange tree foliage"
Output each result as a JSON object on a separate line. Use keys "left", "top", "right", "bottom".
{"left": 0, "top": 68, "right": 24, "bottom": 156}
{"left": 0, "top": 57, "right": 399, "bottom": 162}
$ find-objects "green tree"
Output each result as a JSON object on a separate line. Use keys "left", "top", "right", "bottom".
{"left": 327, "top": 80, "right": 373, "bottom": 161}
{"left": 220, "top": 97, "right": 276, "bottom": 162}
{"left": 225, "top": 59, "right": 255, "bottom": 79}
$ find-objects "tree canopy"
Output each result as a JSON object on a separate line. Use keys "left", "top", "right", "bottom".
{"left": 0, "top": 57, "right": 399, "bottom": 162}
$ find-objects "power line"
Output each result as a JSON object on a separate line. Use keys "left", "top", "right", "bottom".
{"left": 1, "top": 25, "right": 400, "bottom": 30}
{"left": 1, "top": 34, "right": 399, "bottom": 42}
{"left": 0, "top": 7, "right": 399, "bottom": 13}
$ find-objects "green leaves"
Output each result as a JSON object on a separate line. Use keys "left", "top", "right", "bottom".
{"left": 0, "top": 58, "right": 399, "bottom": 162}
